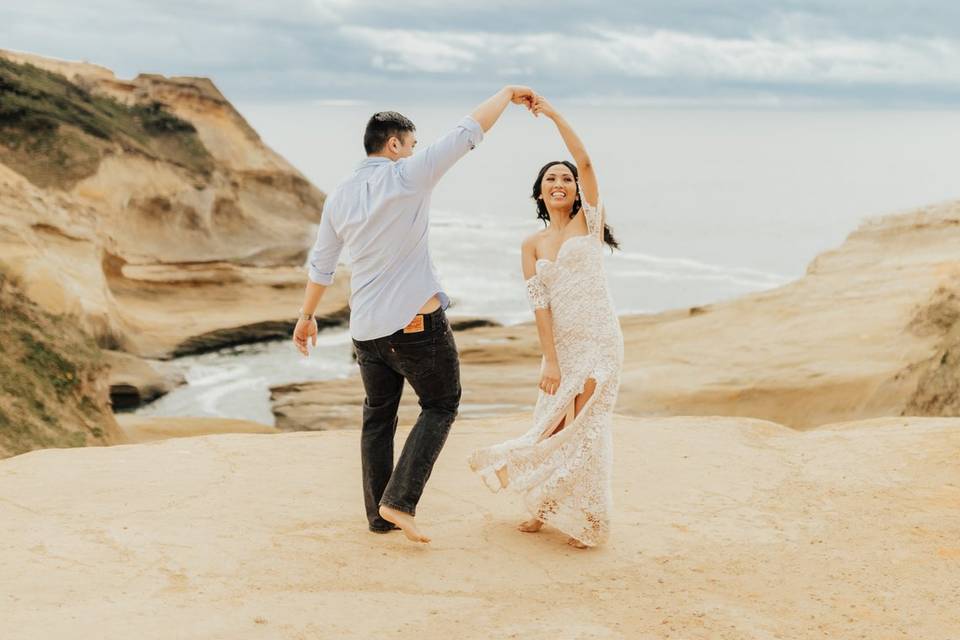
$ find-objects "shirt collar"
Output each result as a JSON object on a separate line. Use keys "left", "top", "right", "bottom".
{"left": 358, "top": 156, "right": 392, "bottom": 168}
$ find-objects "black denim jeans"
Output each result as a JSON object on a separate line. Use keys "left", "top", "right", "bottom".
{"left": 352, "top": 307, "right": 461, "bottom": 532}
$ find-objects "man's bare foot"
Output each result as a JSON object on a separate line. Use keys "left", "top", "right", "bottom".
{"left": 378, "top": 505, "right": 430, "bottom": 543}
{"left": 567, "top": 537, "right": 588, "bottom": 549}
{"left": 517, "top": 517, "right": 543, "bottom": 533}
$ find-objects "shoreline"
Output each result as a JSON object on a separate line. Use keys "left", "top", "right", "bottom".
{"left": 121, "top": 306, "right": 678, "bottom": 422}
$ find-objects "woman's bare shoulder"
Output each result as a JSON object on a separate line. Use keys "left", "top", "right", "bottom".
{"left": 522, "top": 229, "right": 547, "bottom": 250}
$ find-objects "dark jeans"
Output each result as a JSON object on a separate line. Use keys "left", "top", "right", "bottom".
{"left": 352, "top": 307, "right": 461, "bottom": 531}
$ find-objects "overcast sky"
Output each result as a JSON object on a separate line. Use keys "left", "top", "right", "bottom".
{"left": 3, "top": 0, "right": 960, "bottom": 106}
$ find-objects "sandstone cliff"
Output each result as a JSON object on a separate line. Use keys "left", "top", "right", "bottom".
{"left": 0, "top": 50, "right": 349, "bottom": 453}
{"left": 0, "top": 50, "right": 345, "bottom": 361}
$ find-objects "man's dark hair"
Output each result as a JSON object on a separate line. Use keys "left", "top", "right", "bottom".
{"left": 363, "top": 111, "right": 416, "bottom": 155}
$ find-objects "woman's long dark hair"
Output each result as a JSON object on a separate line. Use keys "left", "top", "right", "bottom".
{"left": 531, "top": 160, "right": 620, "bottom": 250}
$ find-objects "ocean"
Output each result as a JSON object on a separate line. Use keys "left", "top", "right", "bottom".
{"left": 133, "top": 104, "right": 960, "bottom": 423}
{"left": 239, "top": 103, "right": 960, "bottom": 320}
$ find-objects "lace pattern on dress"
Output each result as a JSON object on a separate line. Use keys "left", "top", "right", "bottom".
{"left": 525, "top": 274, "right": 549, "bottom": 310}
{"left": 469, "top": 220, "right": 623, "bottom": 547}
{"left": 578, "top": 187, "right": 603, "bottom": 238}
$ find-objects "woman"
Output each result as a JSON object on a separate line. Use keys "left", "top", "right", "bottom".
{"left": 468, "top": 96, "right": 624, "bottom": 548}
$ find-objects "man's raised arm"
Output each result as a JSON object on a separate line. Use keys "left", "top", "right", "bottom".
{"left": 399, "top": 85, "right": 536, "bottom": 190}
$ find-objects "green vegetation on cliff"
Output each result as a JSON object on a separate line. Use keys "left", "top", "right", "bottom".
{"left": 0, "top": 57, "right": 212, "bottom": 188}
{"left": 0, "top": 266, "right": 121, "bottom": 458}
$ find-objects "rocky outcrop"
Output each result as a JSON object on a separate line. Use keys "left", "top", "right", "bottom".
{"left": 171, "top": 306, "right": 351, "bottom": 359}
{"left": 604, "top": 198, "right": 960, "bottom": 428}
{"left": 115, "top": 415, "right": 277, "bottom": 444}
{"left": 1, "top": 415, "right": 957, "bottom": 638}
{"left": 103, "top": 350, "right": 185, "bottom": 410}
{"left": 902, "top": 278, "right": 960, "bottom": 416}
{"left": 0, "top": 50, "right": 351, "bottom": 430}
{"left": 0, "top": 50, "right": 344, "bottom": 363}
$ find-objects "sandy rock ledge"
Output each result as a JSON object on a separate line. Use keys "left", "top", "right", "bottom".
{"left": 1, "top": 415, "right": 958, "bottom": 639}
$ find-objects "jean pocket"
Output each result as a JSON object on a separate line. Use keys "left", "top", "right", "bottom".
{"left": 393, "top": 338, "right": 437, "bottom": 379}
{"left": 353, "top": 340, "right": 374, "bottom": 366}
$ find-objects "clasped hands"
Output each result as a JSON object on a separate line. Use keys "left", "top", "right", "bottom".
{"left": 506, "top": 86, "right": 558, "bottom": 120}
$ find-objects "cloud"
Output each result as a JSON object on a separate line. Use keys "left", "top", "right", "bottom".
{"left": 340, "top": 26, "right": 480, "bottom": 73}
{"left": 333, "top": 24, "right": 960, "bottom": 86}
{"left": 2, "top": 1, "right": 959, "bottom": 104}
{"left": 591, "top": 27, "right": 960, "bottom": 85}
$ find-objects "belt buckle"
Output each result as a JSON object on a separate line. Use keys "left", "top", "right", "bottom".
{"left": 403, "top": 315, "right": 425, "bottom": 334}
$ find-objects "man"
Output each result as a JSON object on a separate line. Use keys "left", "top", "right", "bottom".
{"left": 292, "top": 86, "right": 537, "bottom": 543}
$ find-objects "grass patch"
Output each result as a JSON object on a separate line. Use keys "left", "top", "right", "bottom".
{"left": 0, "top": 282, "right": 115, "bottom": 457}
{"left": 18, "top": 331, "right": 80, "bottom": 398}
{"left": 0, "top": 57, "right": 213, "bottom": 187}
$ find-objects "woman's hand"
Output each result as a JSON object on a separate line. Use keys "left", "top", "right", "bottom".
{"left": 532, "top": 95, "right": 559, "bottom": 120}
{"left": 293, "top": 317, "right": 318, "bottom": 356}
{"left": 539, "top": 358, "right": 562, "bottom": 395}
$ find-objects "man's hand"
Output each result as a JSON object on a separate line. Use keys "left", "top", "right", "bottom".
{"left": 473, "top": 86, "right": 537, "bottom": 132}
{"left": 293, "top": 317, "right": 318, "bottom": 356}
{"left": 507, "top": 85, "right": 536, "bottom": 110}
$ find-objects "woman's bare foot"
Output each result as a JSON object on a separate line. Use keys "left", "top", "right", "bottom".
{"left": 378, "top": 505, "right": 430, "bottom": 543}
{"left": 517, "top": 517, "right": 544, "bottom": 533}
{"left": 566, "top": 537, "right": 588, "bottom": 549}
{"left": 495, "top": 466, "right": 509, "bottom": 489}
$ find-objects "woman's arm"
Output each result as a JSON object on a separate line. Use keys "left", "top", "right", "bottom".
{"left": 533, "top": 97, "right": 603, "bottom": 233}
{"left": 522, "top": 235, "right": 561, "bottom": 395}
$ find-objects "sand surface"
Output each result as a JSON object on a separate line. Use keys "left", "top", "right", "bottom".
{"left": 2, "top": 415, "right": 958, "bottom": 639}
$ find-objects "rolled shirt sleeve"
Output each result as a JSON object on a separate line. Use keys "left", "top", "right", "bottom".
{"left": 397, "top": 116, "right": 484, "bottom": 191}
{"left": 307, "top": 209, "right": 343, "bottom": 285}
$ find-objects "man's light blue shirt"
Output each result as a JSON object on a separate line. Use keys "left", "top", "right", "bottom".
{"left": 307, "top": 116, "right": 484, "bottom": 341}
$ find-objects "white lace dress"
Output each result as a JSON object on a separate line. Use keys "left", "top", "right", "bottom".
{"left": 468, "top": 196, "right": 623, "bottom": 546}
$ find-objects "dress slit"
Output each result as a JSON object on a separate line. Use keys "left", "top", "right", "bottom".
{"left": 538, "top": 376, "right": 598, "bottom": 442}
